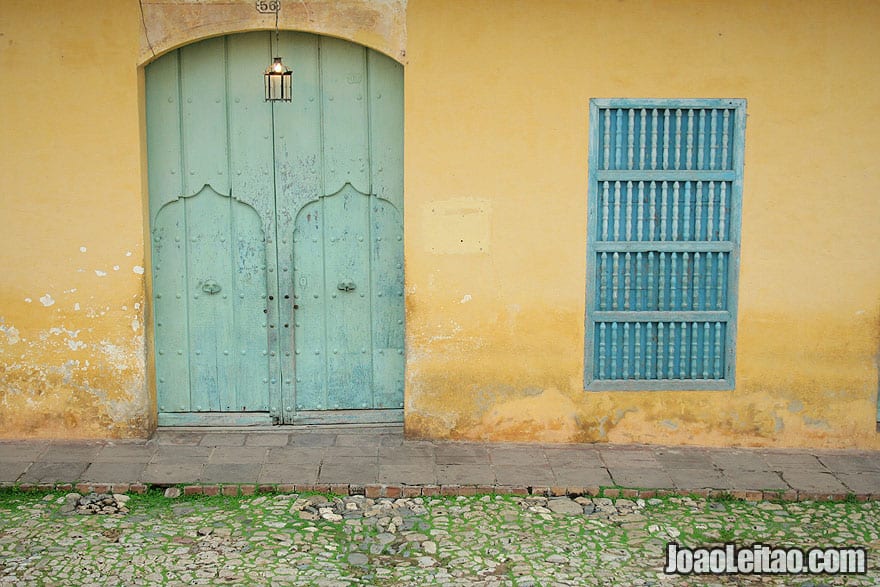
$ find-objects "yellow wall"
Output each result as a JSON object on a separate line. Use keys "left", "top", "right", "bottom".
{"left": 0, "top": 1, "right": 148, "bottom": 437}
{"left": 1, "top": 0, "right": 878, "bottom": 447}
{"left": 403, "top": 0, "right": 880, "bottom": 448}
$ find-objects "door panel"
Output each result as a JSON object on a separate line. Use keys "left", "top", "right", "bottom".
{"left": 370, "top": 197, "right": 406, "bottom": 409}
{"left": 292, "top": 186, "right": 404, "bottom": 412}
{"left": 147, "top": 31, "right": 403, "bottom": 425}
{"left": 152, "top": 187, "right": 270, "bottom": 415}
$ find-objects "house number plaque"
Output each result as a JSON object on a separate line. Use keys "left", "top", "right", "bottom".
{"left": 255, "top": 0, "right": 280, "bottom": 14}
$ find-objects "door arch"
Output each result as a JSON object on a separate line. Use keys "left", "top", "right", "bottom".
{"left": 145, "top": 31, "right": 404, "bottom": 425}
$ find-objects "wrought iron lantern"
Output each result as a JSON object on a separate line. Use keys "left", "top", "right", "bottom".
{"left": 264, "top": 56, "right": 292, "bottom": 101}
{"left": 260, "top": 0, "right": 291, "bottom": 102}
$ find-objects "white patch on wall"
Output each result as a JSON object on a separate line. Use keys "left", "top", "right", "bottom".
{"left": 0, "top": 324, "right": 21, "bottom": 345}
{"left": 67, "top": 339, "right": 87, "bottom": 351}
{"left": 131, "top": 318, "right": 140, "bottom": 332}
{"left": 460, "top": 294, "right": 472, "bottom": 304}
{"left": 134, "top": 303, "right": 141, "bottom": 310}
{"left": 95, "top": 270, "right": 107, "bottom": 277}
{"left": 113, "top": 265, "right": 120, "bottom": 271}
{"left": 125, "top": 251, "right": 132, "bottom": 257}
{"left": 133, "top": 266, "right": 145, "bottom": 275}
{"left": 24, "top": 298, "right": 32, "bottom": 303}
{"left": 39, "top": 294, "right": 55, "bottom": 307}
{"left": 74, "top": 303, "right": 81, "bottom": 311}
{"left": 79, "top": 246, "right": 87, "bottom": 253}
{"left": 99, "top": 340, "right": 131, "bottom": 370}
{"left": 64, "top": 288, "right": 77, "bottom": 294}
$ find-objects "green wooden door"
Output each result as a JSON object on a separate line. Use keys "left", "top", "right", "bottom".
{"left": 146, "top": 32, "right": 404, "bottom": 426}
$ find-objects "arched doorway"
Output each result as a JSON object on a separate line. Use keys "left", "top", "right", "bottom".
{"left": 145, "top": 32, "right": 404, "bottom": 425}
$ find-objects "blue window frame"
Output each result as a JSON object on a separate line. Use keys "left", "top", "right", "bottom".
{"left": 584, "top": 99, "right": 746, "bottom": 391}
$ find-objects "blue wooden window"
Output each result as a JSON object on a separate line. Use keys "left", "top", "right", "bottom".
{"left": 584, "top": 99, "right": 746, "bottom": 391}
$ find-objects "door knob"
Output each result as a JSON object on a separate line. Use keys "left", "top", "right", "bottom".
{"left": 337, "top": 280, "right": 356, "bottom": 292}
{"left": 201, "top": 280, "right": 222, "bottom": 294}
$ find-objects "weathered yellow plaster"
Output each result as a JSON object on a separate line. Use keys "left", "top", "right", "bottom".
{"left": 403, "top": 0, "right": 880, "bottom": 448}
{"left": 0, "top": 0, "right": 149, "bottom": 438}
{"left": 2, "top": 0, "right": 878, "bottom": 447}
{"left": 138, "top": 0, "right": 407, "bottom": 65}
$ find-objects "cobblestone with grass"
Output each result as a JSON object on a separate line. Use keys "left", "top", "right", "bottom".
{"left": 0, "top": 489, "right": 877, "bottom": 586}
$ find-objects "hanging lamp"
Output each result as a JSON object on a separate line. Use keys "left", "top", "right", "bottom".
{"left": 263, "top": 3, "right": 292, "bottom": 101}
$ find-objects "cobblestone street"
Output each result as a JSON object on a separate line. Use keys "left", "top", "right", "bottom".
{"left": 1, "top": 489, "right": 877, "bottom": 586}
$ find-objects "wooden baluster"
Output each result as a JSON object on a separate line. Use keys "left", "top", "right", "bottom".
{"left": 623, "top": 253, "right": 631, "bottom": 310}
{"left": 690, "top": 322, "right": 698, "bottom": 379}
{"left": 670, "top": 252, "right": 678, "bottom": 310}
{"left": 709, "top": 108, "right": 718, "bottom": 170}
{"left": 679, "top": 322, "right": 687, "bottom": 378}
{"left": 707, "top": 181, "right": 715, "bottom": 242}
{"left": 603, "top": 108, "right": 611, "bottom": 170}
{"left": 634, "top": 323, "right": 642, "bottom": 379}
{"left": 686, "top": 109, "right": 694, "bottom": 169}
{"left": 668, "top": 322, "right": 676, "bottom": 378}
{"left": 683, "top": 181, "right": 691, "bottom": 241}
{"left": 697, "top": 109, "right": 706, "bottom": 169}
{"left": 693, "top": 252, "right": 702, "bottom": 310}
{"left": 622, "top": 323, "right": 630, "bottom": 378}
{"left": 717, "top": 253, "right": 725, "bottom": 309}
{"left": 611, "top": 323, "right": 618, "bottom": 379}
{"left": 663, "top": 109, "right": 670, "bottom": 169}
{"left": 615, "top": 109, "right": 623, "bottom": 169}
{"left": 648, "top": 181, "right": 657, "bottom": 241}
{"left": 657, "top": 322, "right": 665, "bottom": 378}
{"left": 658, "top": 252, "right": 666, "bottom": 310}
{"left": 601, "top": 181, "right": 610, "bottom": 240}
{"left": 651, "top": 108, "right": 659, "bottom": 170}
{"left": 599, "top": 252, "right": 607, "bottom": 310}
{"left": 674, "top": 109, "right": 683, "bottom": 169}
{"left": 695, "top": 181, "right": 703, "bottom": 241}
{"left": 646, "top": 322, "right": 654, "bottom": 378}
{"left": 722, "top": 109, "right": 730, "bottom": 168}
{"left": 627, "top": 109, "right": 635, "bottom": 169}
{"left": 637, "top": 181, "right": 645, "bottom": 241}
{"left": 625, "top": 181, "right": 633, "bottom": 241}
{"left": 598, "top": 323, "right": 607, "bottom": 379}
{"left": 612, "top": 252, "right": 620, "bottom": 310}
{"left": 718, "top": 182, "right": 727, "bottom": 241}
{"left": 639, "top": 108, "right": 647, "bottom": 169}
{"left": 672, "top": 181, "right": 680, "bottom": 240}
{"left": 714, "top": 322, "right": 723, "bottom": 378}
{"left": 703, "top": 322, "right": 711, "bottom": 379}
{"left": 705, "top": 251, "right": 713, "bottom": 311}
{"left": 660, "top": 182, "right": 668, "bottom": 241}
{"left": 613, "top": 181, "right": 622, "bottom": 241}
{"left": 682, "top": 252, "right": 690, "bottom": 310}
{"left": 647, "top": 251, "right": 655, "bottom": 309}
{"left": 636, "top": 252, "right": 643, "bottom": 310}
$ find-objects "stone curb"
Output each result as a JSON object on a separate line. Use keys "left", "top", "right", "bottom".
{"left": 1, "top": 481, "right": 874, "bottom": 502}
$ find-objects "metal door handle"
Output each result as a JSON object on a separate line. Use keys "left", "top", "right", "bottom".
{"left": 337, "top": 280, "right": 356, "bottom": 292}
{"left": 201, "top": 280, "right": 222, "bottom": 294}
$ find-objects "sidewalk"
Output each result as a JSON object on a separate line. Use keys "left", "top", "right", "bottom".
{"left": 2, "top": 426, "right": 879, "bottom": 501}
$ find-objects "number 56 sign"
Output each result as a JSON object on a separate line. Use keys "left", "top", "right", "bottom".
{"left": 256, "top": 0, "right": 280, "bottom": 14}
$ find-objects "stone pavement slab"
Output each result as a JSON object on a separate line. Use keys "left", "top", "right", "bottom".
{"left": 723, "top": 469, "right": 789, "bottom": 491}
{"left": 20, "top": 462, "right": 88, "bottom": 484}
{"left": 81, "top": 462, "right": 147, "bottom": 483}
{"left": 1, "top": 428, "right": 879, "bottom": 501}
{"left": 0, "top": 442, "right": 47, "bottom": 461}
{"left": 609, "top": 467, "right": 675, "bottom": 489}
{"left": 0, "top": 462, "right": 30, "bottom": 483}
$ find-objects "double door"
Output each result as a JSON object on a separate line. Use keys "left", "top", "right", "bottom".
{"left": 146, "top": 31, "right": 404, "bottom": 425}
